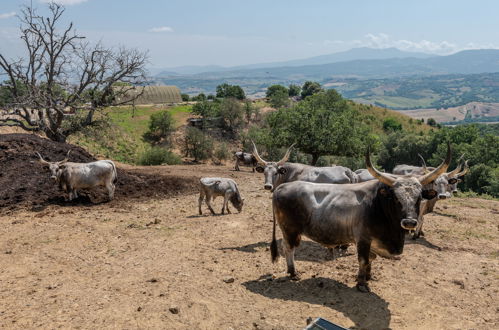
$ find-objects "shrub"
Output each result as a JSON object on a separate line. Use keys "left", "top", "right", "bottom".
{"left": 181, "top": 93, "right": 189, "bottom": 101}
{"left": 137, "top": 147, "right": 182, "bottom": 165}
{"left": 213, "top": 142, "right": 231, "bottom": 165}
{"left": 383, "top": 117, "right": 402, "bottom": 132}
{"left": 183, "top": 127, "right": 213, "bottom": 161}
{"left": 192, "top": 100, "right": 220, "bottom": 118}
{"left": 142, "top": 110, "right": 175, "bottom": 145}
{"left": 219, "top": 97, "right": 244, "bottom": 131}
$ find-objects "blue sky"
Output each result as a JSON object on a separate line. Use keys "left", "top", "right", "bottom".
{"left": 1, "top": 0, "right": 498, "bottom": 68}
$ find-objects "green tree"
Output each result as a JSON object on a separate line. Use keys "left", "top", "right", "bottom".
{"left": 383, "top": 117, "right": 402, "bottom": 132}
{"left": 288, "top": 84, "right": 301, "bottom": 97}
{"left": 142, "top": 111, "right": 175, "bottom": 145}
{"left": 266, "top": 84, "right": 288, "bottom": 98}
{"left": 301, "top": 81, "right": 323, "bottom": 99}
{"left": 181, "top": 94, "right": 190, "bottom": 101}
{"left": 427, "top": 118, "right": 437, "bottom": 127}
{"left": 216, "top": 83, "right": 245, "bottom": 100}
{"left": 183, "top": 127, "right": 214, "bottom": 161}
{"left": 267, "top": 89, "right": 370, "bottom": 165}
{"left": 192, "top": 100, "right": 220, "bottom": 118}
{"left": 268, "top": 88, "right": 290, "bottom": 109}
{"left": 219, "top": 97, "right": 244, "bottom": 131}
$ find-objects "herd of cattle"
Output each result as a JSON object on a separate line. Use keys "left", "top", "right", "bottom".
{"left": 36, "top": 141, "right": 469, "bottom": 292}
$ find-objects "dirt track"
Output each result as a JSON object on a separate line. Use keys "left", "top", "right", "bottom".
{"left": 0, "top": 161, "right": 498, "bottom": 329}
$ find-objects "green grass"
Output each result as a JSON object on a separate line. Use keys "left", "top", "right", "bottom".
{"left": 70, "top": 105, "right": 192, "bottom": 164}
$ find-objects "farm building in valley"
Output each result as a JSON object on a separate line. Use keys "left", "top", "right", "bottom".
{"left": 113, "top": 85, "right": 182, "bottom": 105}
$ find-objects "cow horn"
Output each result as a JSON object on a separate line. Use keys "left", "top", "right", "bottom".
{"left": 59, "top": 150, "right": 71, "bottom": 164}
{"left": 35, "top": 152, "right": 50, "bottom": 165}
{"left": 366, "top": 147, "right": 395, "bottom": 187}
{"left": 448, "top": 153, "right": 465, "bottom": 177}
{"left": 418, "top": 154, "right": 429, "bottom": 174}
{"left": 251, "top": 141, "right": 267, "bottom": 166}
{"left": 419, "top": 142, "right": 452, "bottom": 185}
{"left": 456, "top": 160, "right": 469, "bottom": 177}
{"left": 277, "top": 143, "right": 295, "bottom": 166}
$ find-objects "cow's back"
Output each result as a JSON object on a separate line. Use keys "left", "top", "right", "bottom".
{"left": 64, "top": 161, "right": 114, "bottom": 188}
{"left": 298, "top": 166, "right": 354, "bottom": 184}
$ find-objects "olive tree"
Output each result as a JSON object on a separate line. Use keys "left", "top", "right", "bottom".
{"left": 0, "top": 3, "right": 148, "bottom": 142}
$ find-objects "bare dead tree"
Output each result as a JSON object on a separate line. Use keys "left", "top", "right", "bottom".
{"left": 0, "top": 3, "right": 148, "bottom": 142}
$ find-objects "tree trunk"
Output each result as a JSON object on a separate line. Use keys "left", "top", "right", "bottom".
{"left": 45, "top": 129, "right": 67, "bottom": 143}
{"left": 311, "top": 153, "right": 319, "bottom": 166}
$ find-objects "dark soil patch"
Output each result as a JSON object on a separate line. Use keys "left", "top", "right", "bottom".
{"left": 0, "top": 134, "right": 198, "bottom": 213}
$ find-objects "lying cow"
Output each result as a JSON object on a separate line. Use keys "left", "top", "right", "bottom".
{"left": 270, "top": 143, "right": 451, "bottom": 292}
{"left": 234, "top": 151, "right": 257, "bottom": 172}
{"left": 37, "top": 152, "right": 118, "bottom": 201}
{"left": 252, "top": 142, "right": 358, "bottom": 191}
{"left": 198, "top": 177, "right": 244, "bottom": 215}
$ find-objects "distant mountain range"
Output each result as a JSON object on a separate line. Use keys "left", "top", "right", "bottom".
{"left": 154, "top": 47, "right": 436, "bottom": 75}
{"left": 151, "top": 48, "right": 499, "bottom": 98}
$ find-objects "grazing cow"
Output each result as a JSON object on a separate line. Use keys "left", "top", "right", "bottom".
{"left": 198, "top": 177, "right": 244, "bottom": 215}
{"left": 234, "top": 151, "right": 258, "bottom": 172}
{"left": 270, "top": 144, "right": 451, "bottom": 292}
{"left": 252, "top": 142, "right": 358, "bottom": 191}
{"left": 37, "top": 152, "right": 117, "bottom": 201}
{"left": 354, "top": 169, "right": 376, "bottom": 182}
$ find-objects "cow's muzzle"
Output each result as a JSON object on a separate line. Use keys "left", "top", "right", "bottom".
{"left": 264, "top": 184, "right": 273, "bottom": 191}
{"left": 401, "top": 218, "right": 418, "bottom": 230}
{"left": 50, "top": 176, "right": 57, "bottom": 181}
{"left": 438, "top": 192, "right": 451, "bottom": 200}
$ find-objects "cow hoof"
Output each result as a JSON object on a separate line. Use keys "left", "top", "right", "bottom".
{"left": 356, "top": 283, "right": 371, "bottom": 293}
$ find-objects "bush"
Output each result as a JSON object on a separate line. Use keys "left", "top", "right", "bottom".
{"left": 383, "top": 117, "right": 402, "bottom": 132}
{"left": 183, "top": 127, "right": 214, "bottom": 161}
{"left": 212, "top": 142, "right": 231, "bottom": 165}
{"left": 216, "top": 83, "right": 245, "bottom": 100}
{"left": 142, "top": 110, "right": 175, "bottom": 145}
{"left": 192, "top": 100, "right": 220, "bottom": 118}
{"left": 219, "top": 97, "right": 244, "bottom": 131}
{"left": 137, "top": 147, "right": 182, "bottom": 165}
{"left": 181, "top": 93, "right": 189, "bottom": 101}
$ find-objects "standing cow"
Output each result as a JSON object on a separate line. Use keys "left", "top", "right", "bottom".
{"left": 37, "top": 152, "right": 118, "bottom": 201}
{"left": 270, "top": 144, "right": 451, "bottom": 292}
{"left": 393, "top": 155, "right": 468, "bottom": 239}
{"left": 252, "top": 142, "right": 358, "bottom": 191}
{"left": 198, "top": 177, "right": 244, "bottom": 215}
{"left": 234, "top": 151, "right": 258, "bottom": 172}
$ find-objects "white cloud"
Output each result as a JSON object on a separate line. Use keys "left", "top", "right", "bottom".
{"left": 148, "top": 26, "right": 174, "bottom": 33}
{"left": 0, "top": 12, "right": 16, "bottom": 19}
{"left": 39, "top": 0, "right": 89, "bottom": 5}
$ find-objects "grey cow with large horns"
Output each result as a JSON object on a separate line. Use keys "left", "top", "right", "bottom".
{"left": 36, "top": 152, "right": 118, "bottom": 201}
{"left": 270, "top": 142, "right": 452, "bottom": 292}
{"left": 251, "top": 141, "right": 358, "bottom": 191}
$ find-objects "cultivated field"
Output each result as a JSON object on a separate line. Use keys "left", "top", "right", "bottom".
{"left": 1, "top": 163, "right": 498, "bottom": 329}
{"left": 399, "top": 102, "right": 499, "bottom": 123}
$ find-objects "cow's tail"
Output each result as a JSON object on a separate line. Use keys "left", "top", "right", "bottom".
{"left": 270, "top": 200, "right": 279, "bottom": 263}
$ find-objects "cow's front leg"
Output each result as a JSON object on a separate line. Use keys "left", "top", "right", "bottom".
{"left": 356, "top": 240, "right": 372, "bottom": 292}
{"left": 235, "top": 160, "right": 240, "bottom": 171}
{"left": 198, "top": 192, "right": 204, "bottom": 215}
{"left": 221, "top": 192, "right": 230, "bottom": 214}
{"left": 412, "top": 215, "right": 425, "bottom": 239}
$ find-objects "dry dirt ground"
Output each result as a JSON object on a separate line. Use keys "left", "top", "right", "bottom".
{"left": 1, "top": 164, "right": 498, "bottom": 329}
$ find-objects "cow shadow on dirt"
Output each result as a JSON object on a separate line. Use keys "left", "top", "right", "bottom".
{"left": 220, "top": 239, "right": 353, "bottom": 262}
{"left": 243, "top": 276, "right": 391, "bottom": 329}
{"left": 405, "top": 236, "right": 442, "bottom": 251}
